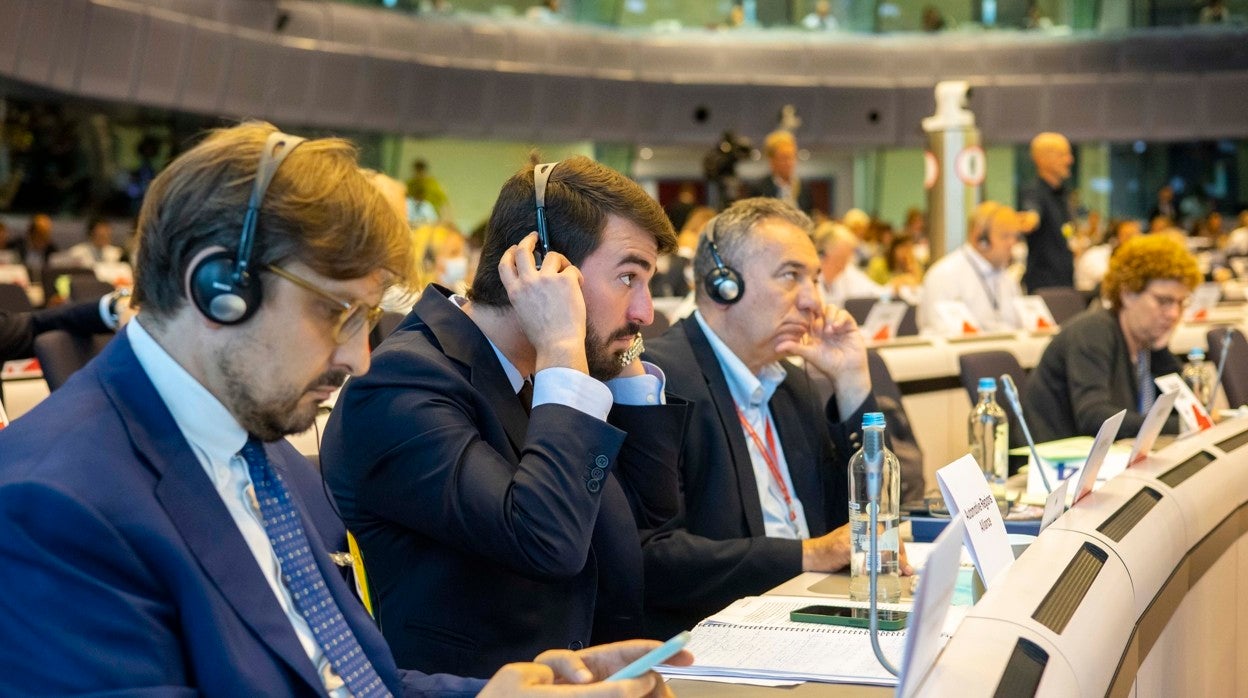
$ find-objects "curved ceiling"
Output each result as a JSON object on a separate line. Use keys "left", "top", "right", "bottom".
{"left": 2, "top": 0, "right": 1247, "bottom": 146}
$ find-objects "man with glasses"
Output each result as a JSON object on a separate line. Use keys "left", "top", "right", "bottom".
{"left": 0, "top": 123, "right": 686, "bottom": 696}
{"left": 1025, "top": 234, "right": 1201, "bottom": 442}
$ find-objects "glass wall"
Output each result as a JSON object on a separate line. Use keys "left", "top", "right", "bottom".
{"left": 338, "top": 0, "right": 1248, "bottom": 33}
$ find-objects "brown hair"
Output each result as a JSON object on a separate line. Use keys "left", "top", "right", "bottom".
{"left": 1102, "top": 234, "right": 1202, "bottom": 311}
{"left": 468, "top": 155, "right": 675, "bottom": 307}
{"left": 133, "top": 122, "right": 411, "bottom": 320}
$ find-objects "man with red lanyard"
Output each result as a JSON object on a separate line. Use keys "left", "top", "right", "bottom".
{"left": 641, "top": 197, "right": 914, "bottom": 638}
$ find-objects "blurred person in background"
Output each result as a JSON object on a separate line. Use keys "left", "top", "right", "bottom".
{"left": 748, "top": 130, "right": 812, "bottom": 214}
{"left": 919, "top": 202, "right": 1036, "bottom": 334}
{"left": 812, "top": 221, "right": 885, "bottom": 309}
{"left": 1025, "top": 234, "right": 1199, "bottom": 441}
{"left": 65, "top": 217, "right": 125, "bottom": 267}
{"left": 13, "top": 213, "right": 58, "bottom": 284}
{"left": 1075, "top": 218, "right": 1142, "bottom": 293}
{"left": 651, "top": 205, "right": 714, "bottom": 299}
{"left": 415, "top": 223, "right": 470, "bottom": 294}
{"left": 1020, "top": 131, "right": 1075, "bottom": 291}
{"left": 866, "top": 235, "right": 924, "bottom": 305}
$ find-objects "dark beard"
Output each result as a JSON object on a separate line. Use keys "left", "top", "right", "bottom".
{"left": 584, "top": 320, "right": 641, "bottom": 382}
{"left": 219, "top": 356, "right": 347, "bottom": 441}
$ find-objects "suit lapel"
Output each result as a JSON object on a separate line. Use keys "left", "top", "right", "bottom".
{"left": 769, "top": 379, "right": 826, "bottom": 533}
{"left": 415, "top": 287, "right": 529, "bottom": 456}
{"left": 98, "top": 336, "right": 325, "bottom": 693}
{"left": 682, "top": 320, "right": 768, "bottom": 537}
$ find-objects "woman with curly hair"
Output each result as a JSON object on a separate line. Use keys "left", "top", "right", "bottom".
{"left": 1023, "top": 234, "right": 1202, "bottom": 441}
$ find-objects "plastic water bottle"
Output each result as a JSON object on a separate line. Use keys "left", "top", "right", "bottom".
{"left": 968, "top": 377, "right": 1009, "bottom": 489}
{"left": 1182, "top": 348, "right": 1217, "bottom": 407}
{"left": 848, "top": 412, "right": 901, "bottom": 603}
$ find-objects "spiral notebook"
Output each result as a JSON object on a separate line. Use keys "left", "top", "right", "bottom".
{"left": 659, "top": 595, "right": 908, "bottom": 687}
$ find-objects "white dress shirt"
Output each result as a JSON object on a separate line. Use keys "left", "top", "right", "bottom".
{"left": 820, "top": 264, "right": 885, "bottom": 310}
{"left": 919, "top": 245, "right": 1023, "bottom": 333}
{"left": 694, "top": 312, "right": 810, "bottom": 539}
{"left": 127, "top": 318, "right": 349, "bottom": 695}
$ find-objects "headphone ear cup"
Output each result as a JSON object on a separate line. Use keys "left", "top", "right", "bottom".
{"left": 190, "top": 250, "right": 262, "bottom": 324}
{"left": 704, "top": 266, "right": 744, "bottom": 305}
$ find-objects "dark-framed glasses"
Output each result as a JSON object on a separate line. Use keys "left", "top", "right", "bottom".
{"left": 265, "top": 264, "right": 384, "bottom": 344}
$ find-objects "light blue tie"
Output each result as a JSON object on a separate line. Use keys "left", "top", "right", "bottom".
{"left": 242, "top": 438, "right": 390, "bottom": 698}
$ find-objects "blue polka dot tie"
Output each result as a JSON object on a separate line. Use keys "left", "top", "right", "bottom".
{"left": 241, "top": 438, "right": 390, "bottom": 698}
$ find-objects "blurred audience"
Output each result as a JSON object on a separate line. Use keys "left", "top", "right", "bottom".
{"left": 65, "top": 217, "right": 124, "bottom": 267}
{"left": 747, "top": 130, "right": 812, "bottom": 213}
{"left": 920, "top": 202, "right": 1036, "bottom": 334}
{"left": 13, "top": 214, "right": 58, "bottom": 284}
{"left": 1075, "top": 218, "right": 1142, "bottom": 292}
{"left": 813, "top": 221, "right": 884, "bottom": 308}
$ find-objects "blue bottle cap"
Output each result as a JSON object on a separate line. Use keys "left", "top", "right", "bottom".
{"left": 1188, "top": 348, "right": 1205, "bottom": 361}
{"left": 863, "top": 412, "right": 885, "bottom": 428}
{"left": 978, "top": 377, "right": 997, "bottom": 391}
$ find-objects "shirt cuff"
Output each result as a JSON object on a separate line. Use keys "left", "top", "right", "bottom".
{"left": 606, "top": 361, "right": 667, "bottom": 406}
{"left": 532, "top": 367, "right": 613, "bottom": 421}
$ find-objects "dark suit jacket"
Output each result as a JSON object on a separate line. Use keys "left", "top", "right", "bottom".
{"left": 322, "top": 286, "right": 687, "bottom": 678}
{"left": 640, "top": 317, "right": 874, "bottom": 637}
{"left": 1024, "top": 307, "right": 1181, "bottom": 442}
{"left": 0, "top": 299, "right": 110, "bottom": 363}
{"left": 0, "top": 330, "right": 481, "bottom": 696}
{"left": 747, "top": 175, "right": 814, "bottom": 214}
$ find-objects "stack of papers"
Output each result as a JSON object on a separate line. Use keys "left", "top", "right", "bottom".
{"left": 659, "top": 596, "right": 908, "bottom": 687}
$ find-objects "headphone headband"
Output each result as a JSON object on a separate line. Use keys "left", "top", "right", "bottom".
{"left": 236, "top": 132, "right": 307, "bottom": 283}
{"left": 533, "top": 161, "right": 558, "bottom": 266}
{"left": 190, "top": 129, "right": 306, "bottom": 325}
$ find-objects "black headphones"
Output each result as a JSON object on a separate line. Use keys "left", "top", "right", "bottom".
{"left": 533, "top": 161, "right": 557, "bottom": 268}
{"left": 702, "top": 217, "right": 744, "bottom": 304}
{"left": 189, "top": 131, "right": 306, "bottom": 324}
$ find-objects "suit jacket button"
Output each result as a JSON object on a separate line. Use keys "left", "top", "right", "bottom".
{"left": 586, "top": 479, "right": 602, "bottom": 493}
{"left": 569, "top": 640, "right": 585, "bottom": 650}
{"left": 590, "top": 467, "right": 605, "bottom": 480}
{"left": 594, "top": 454, "right": 609, "bottom": 468}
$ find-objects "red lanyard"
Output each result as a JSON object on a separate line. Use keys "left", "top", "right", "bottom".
{"left": 735, "top": 406, "right": 797, "bottom": 522}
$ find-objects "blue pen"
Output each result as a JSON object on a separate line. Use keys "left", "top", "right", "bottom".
{"left": 605, "top": 631, "right": 691, "bottom": 682}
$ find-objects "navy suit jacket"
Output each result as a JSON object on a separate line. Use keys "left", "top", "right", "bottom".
{"left": 0, "top": 330, "right": 481, "bottom": 697}
{"left": 321, "top": 287, "right": 687, "bottom": 678}
{"left": 641, "top": 317, "right": 873, "bottom": 637}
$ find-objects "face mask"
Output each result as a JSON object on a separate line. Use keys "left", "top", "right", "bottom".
{"left": 440, "top": 256, "right": 469, "bottom": 286}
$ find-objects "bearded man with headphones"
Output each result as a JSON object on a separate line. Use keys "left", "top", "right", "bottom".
{"left": 640, "top": 197, "right": 914, "bottom": 638}
{"left": 0, "top": 124, "right": 688, "bottom": 697}
{"left": 918, "top": 201, "right": 1037, "bottom": 334}
{"left": 322, "top": 155, "right": 690, "bottom": 680}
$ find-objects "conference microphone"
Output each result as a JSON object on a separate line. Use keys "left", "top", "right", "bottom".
{"left": 999, "top": 374, "right": 1054, "bottom": 494}
{"left": 862, "top": 428, "right": 899, "bottom": 677}
{"left": 1207, "top": 326, "right": 1234, "bottom": 416}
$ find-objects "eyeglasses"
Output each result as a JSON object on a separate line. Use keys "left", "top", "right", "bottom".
{"left": 1144, "top": 290, "right": 1192, "bottom": 310}
{"left": 265, "top": 264, "right": 384, "bottom": 344}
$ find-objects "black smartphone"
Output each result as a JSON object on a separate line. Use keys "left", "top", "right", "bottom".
{"left": 790, "top": 604, "right": 908, "bottom": 631}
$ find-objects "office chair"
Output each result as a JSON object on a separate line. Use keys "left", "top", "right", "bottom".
{"left": 32, "top": 330, "right": 113, "bottom": 391}
{"left": 842, "top": 298, "right": 919, "bottom": 337}
{"left": 0, "top": 283, "right": 33, "bottom": 313}
{"left": 1035, "top": 287, "right": 1091, "bottom": 326}
{"left": 958, "top": 349, "right": 1028, "bottom": 472}
{"left": 1206, "top": 328, "right": 1248, "bottom": 408}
